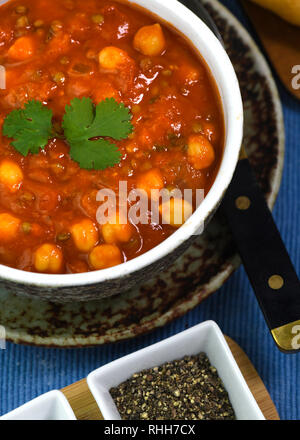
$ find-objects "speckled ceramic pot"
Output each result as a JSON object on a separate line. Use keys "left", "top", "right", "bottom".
{"left": 0, "top": 0, "right": 243, "bottom": 302}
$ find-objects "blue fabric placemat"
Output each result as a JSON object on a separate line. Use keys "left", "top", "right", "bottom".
{"left": 0, "top": 0, "right": 299, "bottom": 420}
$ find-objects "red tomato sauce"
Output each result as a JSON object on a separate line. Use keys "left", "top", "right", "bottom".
{"left": 0, "top": 0, "right": 224, "bottom": 274}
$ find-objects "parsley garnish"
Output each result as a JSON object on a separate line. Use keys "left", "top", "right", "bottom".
{"left": 2, "top": 97, "right": 133, "bottom": 170}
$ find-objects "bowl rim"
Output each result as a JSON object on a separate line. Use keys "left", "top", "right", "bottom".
{"left": 87, "top": 320, "right": 265, "bottom": 420}
{"left": 0, "top": 0, "right": 243, "bottom": 287}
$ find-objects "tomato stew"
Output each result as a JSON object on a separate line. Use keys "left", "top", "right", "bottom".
{"left": 0, "top": 0, "right": 224, "bottom": 274}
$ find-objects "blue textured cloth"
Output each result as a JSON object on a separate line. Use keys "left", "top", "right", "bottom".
{"left": 0, "top": 0, "right": 300, "bottom": 420}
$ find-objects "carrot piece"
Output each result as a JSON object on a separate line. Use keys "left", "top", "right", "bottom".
{"left": 7, "top": 36, "right": 36, "bottom": 61}
{"left": 0, "top": 213, "right": 21, "bottom": 242}
{"left": 45, "top": 33, "right": 71, "bottom": 58}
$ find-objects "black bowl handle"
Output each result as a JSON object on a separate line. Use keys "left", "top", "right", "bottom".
{"left": 220, "top": 158, "right": 300, "bottom": 353}
{"left": 179, "top": 0, "right": 300, "bottom": 352}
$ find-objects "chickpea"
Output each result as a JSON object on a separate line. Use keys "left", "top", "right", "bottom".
{"left": 137, "top": 169, "right": 164, "bottom": 197}
{"left": 0, "top": 213, "right": 21, "bottom": 242}
{"left": 102, "top": 211, "right": 133, "bottom": 245}
{"left": 133, "top": 24, "right": 166, "bottom": 57}
{"left": 89, "top": 244, "right": 122, "bottom": 270}
{"left": 34, "top": 243, "right": 63, "bottom": 273}
{"left": 187, "top": 134, "right": 215, "bottom": 170}
{"left": 0, "top": 160, "right": 23, "bottom": 192}
{"left": 70, "top": 219, "right": 99, "bottom": 252}
{"left": 159, "top": 198, "right": 193, "bottom": 228}
{"left": 99, "top": 46, "right": 132, "bottom": 70}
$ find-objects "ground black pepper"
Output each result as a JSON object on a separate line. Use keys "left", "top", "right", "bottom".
{"left": 110, "top": 353, "right": 236, "bottom": 420}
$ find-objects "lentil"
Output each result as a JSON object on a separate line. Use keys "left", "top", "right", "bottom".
{"left": 52, "top": 72, "right": 66, "bottom": 84}
{"left": 21, "top": 221, "right": 31, "bottom": 234}
{"left": 33, "top": 19, "right": 44, "bottom": 28}
{"left": 16, "top": 15, "right": 29, "bottom": 28}
{"left": 15, "top": 5, "right": 27, "bottom": 14}
{"left": 56, "top": 232, "right": 71, "bottom": 242}
{"left": 91, "top": 14, "right": 104, "bottom": 24}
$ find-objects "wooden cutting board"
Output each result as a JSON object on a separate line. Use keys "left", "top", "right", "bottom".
{"left": 61, "top": 336, "right": 280, "bottom": 420}
{"left": 242, "top": 0, "right": 300, "bottom": 100}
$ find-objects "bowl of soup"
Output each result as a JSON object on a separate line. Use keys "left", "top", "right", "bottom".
{"left": 0, "top": 0, "right": 243, "bottom": 302}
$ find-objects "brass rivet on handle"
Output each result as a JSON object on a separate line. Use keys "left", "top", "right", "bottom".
{"left": 268, "top": 275, "right": 284, "bottom": 290}
{"left": 235, "top": 196, "right": 251, "bottom": 210}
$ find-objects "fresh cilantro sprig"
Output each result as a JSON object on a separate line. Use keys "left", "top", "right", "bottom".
{"left": 62, "top": 97, "right": 132, "bottom": 170}
{"left": 2, "top": 97, "right": 133, "bottom": 170}
{"left": 3, "top": 100, "right": 53, "bottom": 156}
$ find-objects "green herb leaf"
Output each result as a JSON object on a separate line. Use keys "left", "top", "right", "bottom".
{"left": 3, "top": 100, "right": 53, "bottom": 156}
{"left": 91, "top": 97, "right": 133, "bottom": 140}
{"left": 2, "top": 97, "right": 132, "bottom": 170}
{"left": 62, "top": 97, "right": 132, "bottom": 170}
{"left": 69, "top": 139, "right": 121, "bottom": 170}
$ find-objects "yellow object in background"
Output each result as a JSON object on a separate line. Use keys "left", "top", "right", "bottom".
{"left": 250, "top": 0, "right": 300, "bottom": 26}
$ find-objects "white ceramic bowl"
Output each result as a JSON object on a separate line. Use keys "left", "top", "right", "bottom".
{"left": 0, "top": 390, "right": 76, "bottom": 420}
{"left": 0, "top": 0, "right": 243, "bottom": 301}
{"left": 87, "top": 321, "right": 264, "bottom": 420}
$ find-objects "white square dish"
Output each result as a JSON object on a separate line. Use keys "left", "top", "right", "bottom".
{"left": 0, "top": 390, "right": 76, "bottom": 420}
{"left": 87, "top": 321, "right": 265, "bottom": 420}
